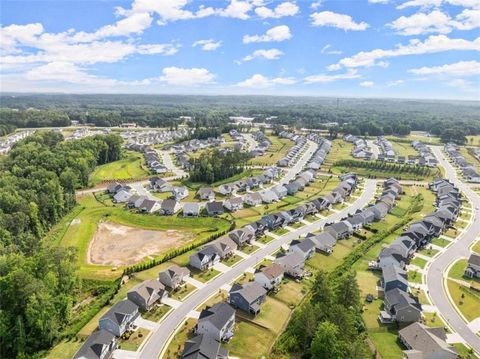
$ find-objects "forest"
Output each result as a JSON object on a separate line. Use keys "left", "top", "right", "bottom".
{"left": 0, "top": 132, "right": 122, "bottom": 358}
{"left": 188, "top": 148, "right": 250, "bottom": 184}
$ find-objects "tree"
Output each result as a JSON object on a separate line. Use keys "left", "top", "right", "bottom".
{"left": 335, "top": 270, "right": 361, "bottom": 310}
{"left": 310, "top": 321, "right": 343, "bottom": 359}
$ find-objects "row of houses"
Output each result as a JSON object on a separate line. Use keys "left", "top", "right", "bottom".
{"left": 344, "top": 134, "right": 373, "bottom": 160}
{"left": 373, "top": 179, "right": 462, "bottom": 357}
{"left": 411, "top": 141, "right": 439, "bottom": 167}
{"left": 444, "top": 143, "right": 480, "bottom": 183}
{"left": 0, "top": 130, "right": 35, "bottom": 154}
{"left": 127, "top": 144, "right": 169, "bottom": 174}
{"left": 277, "top": 131, "right": 308, "bottom": 167}
{"left": 122, "top": 128, "right": 191, "bottom": 146}
{"left": 305, "top": 133, "right": 332, "bottom": 170}
{"left": 377, "top": 136, "right": 396, "bottom": 162}
{"left": 217, "top": 167, "right": 283, "bottom": 196}
{"left": 250, "top": 130, "right": 271, "bottom": 157}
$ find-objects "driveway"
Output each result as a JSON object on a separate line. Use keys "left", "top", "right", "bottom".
{"left": 137, "top": 179, "right": 377, "bottom": 359}
{"left": 426, "top": 146, "right": 480, "bottom": 355}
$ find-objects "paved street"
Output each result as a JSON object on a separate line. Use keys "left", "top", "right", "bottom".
{"left": 136, "top": 179, "right": 377, "bottom": 359}
{"left": 426, "top": 146, "right": 480, "bottom": 355}
{"left": 367, "top": 140, "right": 380, "bottom": 160}
{"left": 242, "top": 133, "right": 258, "bottom": 152}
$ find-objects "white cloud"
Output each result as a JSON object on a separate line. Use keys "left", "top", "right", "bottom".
{"left": 243, "top": 25, "right": 292, "bottom": 43}
{"left": 218, "top": 0, "right": 254, "bottom": 20}
{"left": 397, "top": 0, "right": 480, "bottom": 8}
{"left": 408, "top": 60, "right": 480, "bottom": 76}
{"left": 239, "top": 48, "right": 284, "bottom": 62}
{"left": 321, "top": 44, "right": 343, "bottom": 55}
{"left": 389, "top": 9, "right": 480, "bottom": 35}
{"left": 255, "top": 2, "right": 299, "bottom": 18}
{"left": 310, "top": 11, "right": 369, "bottom": 31}
{"left": 236, "top": 74, "right": 296, "bottom": 88}
{"left": 192, "top": 39, "right": 222, "bottom": 51}
{"left": 330, "top": 35, "right": 480, "bottom": 69}
{"left": 304, "top": 69, "right": 361, "bottom": 83}
{"left": 158, "top": 67, "right": 215, "bottom": 86}
{"left": 360, "top": 81, "right": 374, "bottom": 87}
{"left": 447, "top": 78, "right": 477, "bottom": 92}
{"left": 137, "top": 44, "right": 179, "bottom": 55}
{"left": 387, "top": 80, "right": 405, "bottom": 86}
{"left": 311, "top": 1, "right": 323, "bottom": 9}
{"left": 368, "top": 0, "right": 390, "bottom": 3}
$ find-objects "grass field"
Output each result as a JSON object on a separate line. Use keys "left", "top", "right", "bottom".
{"left": 249, "top": 135, "right": 294, "bottom": 166}
{"left": 89, "top": 150, "right": 149, "bottom": 185}
{"left": 53, "top": 193, "right": 231, "bottom": 279}
{"left": 446, "top": 279, "right": 480, "bottom": 321}
{"left": 322, "top": 139, "right": 354, "bottom": 170}
{"left": 472, "top": 241, "right": 480, "bottom": 254}
{"left": 390, "top": 140, "right": 418, "bottom": 158}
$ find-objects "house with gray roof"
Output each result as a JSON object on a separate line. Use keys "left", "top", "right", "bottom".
{"left": 381, "top": 265, "right": 408, "bottom": 294}
{"left": 259, "top": 189, "right": 279, "bottom": 204}
{"left": 197, "top": 187, "right": 215, "bottom": 201}
{"left": 244, "top": 192, "right": 262, "bottom": 206}
{"left": 99, "top": 299, "right": 139, "bottom": 337}
{"left": 223, "top": 197, "right": 244, "bottom": 212}
{"left": 181, "top": 334, "right": 229, "bottom": 359}
{"left": 189, "top": 246, "right": 221, "bottom": 271}
{"left": 113, "top": 190, "right": 132, "bottom": 203}
{"left": 324, "top": 221, "right": 353, "bottom": 240}
{"left": 307, "top": 232, "right": 337, "bottom": 254}
{"left": 464, "top": 253, "right": 480, "bottom": 279}
{"left": 380, "top": 288, "right": 422, "bottom": 324}
{"left": 227, "top": 227, "right": 255, "bottom": 247}
{"left": 206, "top": 201, "right": 225, "bottom": 216}
{"left": 254, "top": 263, "right": 285, "bottom": 291}
{"left": 274, "top": 252, "right": 305, "bottom": 279}
{"left": 139, "top": 199, "right": 161, "bottom": 213}
{"left": 210, "top": 237, "right": 237, "bottom": 259}
{"left": 172, "top": 186, "right": 189, "bottom": 201}
{"left": 183, "top": 203, "right": 201, "bottom": 217}
{"left": 345, "top": 214, "right": 365, "bottom": 231}
{"left": 159, "top": 264, "right": 190, "bottom": 290}
{"left": 160, "top": 199, "right": 181, "bottom": 215}
{"left": 377, "top": 246, "right": 408, "bottom": 270}
{"left": 197, "top": 302, "right": 236, "bottom": 342}
{"left": 272, "top": 185, "right": 288, "bottom": 199}
{"left": 229, "top": 282, "right": 267, "bottom": 315}
{"left": 73, "top": 329, "right": 117, "bottom": 359}
{"left": 127, "top": 279, "right": 167, "bottom": 311}
{"left": 398, "top": 323, "right": 457, "bottom": 359}
{"left": 288, "top": 238, "right": 316, "bottom": 260}
{"left": 371, "top": 202, "right": 390, "bottom": 220}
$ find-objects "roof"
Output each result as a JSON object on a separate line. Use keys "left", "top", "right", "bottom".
{"left": 290, "top": 238, "right": 316, "bottom": 253}
{"left": 398, "top": 322, "right": 456, "bottom": 358}
{"left": 275, "top": 252, "right": 305, "bottom": 268}
{"left": 229, "top": 281, "right": 266, "bottom": 304}
{"left": 74, "top": 329, "right": 116, "bottom": 359}
{"left": 255, "top": 263, "right": 284, "bottom": 280}
{"left": 382, "top": 264, "right": 407, "bottom": 285}
{"left": 128, "top": 279, "right": 164, "bottom": 302}
{"left": 198, "top": 302, "right": 235, "bottom": 330}
{"left": 100, "top": 299, "right": 138, "bottom": 326}
{"left": 181, "top": 334, "right": 224, "bottom": 359}
{"left": 468, "top": 253, "right": 480, "bottom": 266}
{"left": 161, "top": 264, "right": 190, "bottom": 279}
{"left": 206, "top": 201, "right": 224, "bottom": 213}
{"left": 161, "top": 199, "right": 178, "bottom": 211}
{"left": 183, "top": 202, "right": 201, "bottom": 213}
{"left": 197, "top": 187, "right": 214, "bottom": 196}
{"left": 385, "top": 288, "right": 422, "bottom": 312}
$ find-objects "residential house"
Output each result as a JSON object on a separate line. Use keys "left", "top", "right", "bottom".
{"left": 127, "top": 279, "right": 168, "bottom": 311}
{"left": 181, "top": 334, "right": 229, "bottom": 359}
{"left": 260, "top": 190, "right": 279, "bottom": 204}
{"left": 254, "top": 263, "right": 285, "bottom": 291}
{"left": 307, "top": 232, "right": 337, "bottom": 254}
{"left": 107, "top": 182, "right": 122, "bottom": 194}
{"left": 99, "top": 299, "right": 139, "bottom": 337}
{"left": 160, "top": 199, "right": 181, "bottom": 215}
{"left": 183, "top": 203, "right": 201, "bottom": 217}
{"left": 139, "top": 199, "right": 161, "bottom": 213}
{"left": 210, "top": 237, "right": 237, "bottom": 259}
{"left": 73, "top": 330, "right": 117, "bottom": 359}
{"left": 223, "top": 197, "right": 244, "bottom": 212}
{"left": 218, "top": 184, "right": 235, "bottom": 196}
{"left": 274, "top": 252, "right": 306, "bottom": 279}
{"left": 172, "top": 186, "right": 189, "bottom": 201}
{"left": 324, "top": 221, "right": 354, "bottom": 240}
{"left": 272, "top": 185, "right": 288, "bottom": 199}
{"left": 345, "top": 214, "right": 365, "bottom": 231}
{"left": 288, "top": 238, "right": 316, "bottom": 260}
{"left": 398, "top": 323, "right": 458, "bottom": 359}
{"left": 113, "top": 190, "right": 132, "bottom": 203}
{"left": 159, "top": 264, "right": 190, "bottom": 290}
{"left": 189, "top": 247, "right": 221, "bottom": 271}
{"left": 380, "top": 288, "right": 422, "bottom": 324}
{"left": 228, "top": 282, "right": 267, "bottom": 315}
{"left": 197, "top": 187, "right": 215, "bottom": 201}
{"left": 227, "top": 227, "right": 255, "bottom": 247}
{"left": 197, "top": 302, "right": 236, "bottom": 342}
{"left": 377, "top": 246, "right": 408, "bottom": 269}
{"left": 150, "top": 177, "right": 172, "bottom": 193}
{"left": 380, "top": 265, "right": 408, "bottom": 294}
{"left": 244, "top": 192, "right": 262, "bottom": 206}
{"left": 464, "top": 253, "right": 480, "bottom": 279}
{"left": 206, "top": 201, "right": 225, "bottom": 216}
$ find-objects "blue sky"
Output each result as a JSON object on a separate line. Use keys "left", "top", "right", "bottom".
{"left": 1, "top": 0, "right": 479, "bottom": 99}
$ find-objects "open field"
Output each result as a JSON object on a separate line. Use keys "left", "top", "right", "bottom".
{"left": 249, "top": 135, "right": 294, "bottom": 166}
{"left": 446, "top": 279, "right": 480, "bottom": 322}
{"left": 54, "top": 194, "right": 231, "bottom": 279}
{"left": 89, "top": 150, "right": 149, "bottom": 185}
{"left": 322, "top": 138, "right": 354, "bottom": 170}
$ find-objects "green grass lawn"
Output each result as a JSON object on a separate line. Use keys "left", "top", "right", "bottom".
{"left": 170, "top": 283, "right": 197, "bottom": 301}
{"left": 452, "top": 343, "right": 477, "bottom": 359}
{"left": 446, "top": 279, "right": 480, "bottom": 321}
{"left": 257, "top": 235, "right": 275, "bottom": 244}
{"left": 190, "top": 268, "right": 220, "bottom": 283}
{"left": 422, "top": 312, "right": 447, "bottom": 329}
{"left": 322, "top": 139, "right": 354, "bottom": 170}
{"left": 118, "top": 328, "right": 150, "bottom": 351}
{"left": 162, "top": 319, "right": 196, "bottom": 359}
{"left": 57, "top": 194, "right": 231, "bottom": 279}
{"left": 224, "top": 254, "right": 243, "bottom": 267}
{"left": 411, "top": 256, "right": 428, "bottom": 269}
{"left": 418, "top": 247, "right": 439, "bottom": 257}
{"left": 408, "top": 270, "right": 423, "bottom": 284}
{"left": 42, "top": 339, "right": 83, "bottom": 359}
{"left": 142, "top": 304, "right": 172, "bottom": 322}
{"left": 391, "top": 140, "right": 418, "bottom": 158}
{"left": 368, "top": 330, "right": 405, "bottom": 359}
{"left": 249, "top": 135, "right": 294, "bottom": 166}
{"left": 272, "top": 228, "right": 289, "bottom": 235}
{"left": 472, "top": 241, "right": 480, "bottom": 254}
{"left": 448, "top": 259, "right": 480, "bottom": 287}
{"left": 432, "top": 237, "right": 451, "bottom": 248}
{"left": 89, "top": 150, "right": 149, "bottom": 185}
{"left": 240, "top": 244, "right": 260, "bottom": 255}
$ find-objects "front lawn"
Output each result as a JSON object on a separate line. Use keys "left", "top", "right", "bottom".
{"left": 240, "top": 245, "right": 260, "bottom": 255}
{"left": 448, "top": 259, "right": 480, "bottom": 286}
{"left": 257, "top": 235, "right": 275, "bottom": 244}
{"left": 142, "top": 304, "right": 171, "bottom": 322}
{"left": 118, "top": 328, "right": 150, "bottom": 351}
{"left": 432, "top": 237, "right": 450, "bottom": 248}
{"left": 407, "top": 270, "right": 423, "bottom": 284}
{"left": 472, "top": 240, "right": 480, "bottom": 254}
{"left": 224, "top": 254, "right": 243, "bottom": 267}
{"left": 162, "top": 319, "right": 196, "bottom": 359}
{"left": 447, "top": 279, "right": 480, "bottom": 321}
{"left": 190, "top": 268, "right": 221, "bottom": 283}
{"left": 170, "top": 283, "right": 196, "bottom": 300}
{"left": 418, "top": 247, "right": 439, "bottom": 258}
{"left": 411, "top": 256, "right": 428, "bottom": 269}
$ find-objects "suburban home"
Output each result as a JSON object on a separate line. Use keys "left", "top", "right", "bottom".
{"left": 390, "top": 236, "right": 417, "bottom": 259}
{"left": 403, "top": 222, "right": 431, "bottom": 246}
{"left": 464, "top": 253, "right": 480, "bottom": 279}
{"left": 189, "top": 246, "right": 221, "bottom": 271}
{"left": 181, "top": 334, "right": 229, "bottom": 359}
{"left": 210, "top": 237, "right": 237, "bottom": 259}
{"left": 197, "top": 302, "right": 236, "bottom": 342}
{"left": 113, "top": 190, "right": 132, "bottom": 203}
{"left": 227, "top": 227, "right": 255, "bottom": 247}
{"left": 183, "top": 202, "right": 201, "bottom": 217}
{"left": 99, "top": 299, "right": 139, "bottom": 337}
{"left": 172, "top": 186, "right": 189, "bottom": 200}
{"left": 223, "top": 197, "right": 244, "bottom": 212}
{"left": 380, "top": 265, "right": 409, "bottom": 294}
{"left": 260, "top": 190, "right": 279, "bottom": 204}
{"left": 228, "top": 282, "right": 267, "bottom": 315}
{"left": 371, "top": 202, "right": 390, "bottom": 220}
{"left": 160, "top": 199, "right": 181, "bottom": 215}
{"left": 244, "top": 192, "right": 262, "bottom": 206}
{"left": 206, "top": 201, "right": 225, "bottom": 216}
{"left": 360, "top": 208, "right": 376, "bottom": 224}
{"left": 254, "top": 263, "right": 285, "bottom": 291}
{"left": 150, "top": 177, "right": 172, "bottom": 193}
{"left": 380, "top": 288, "right": 422, "bottom": 324}
{"left": 311, "top": 197, "right": 331, "bottom": 211}
{"left": 159, "top": 264, "right": 190, "bottom": 290}
{"left": 288, "top": 238, "right": 316, "bottom": 260}
{"left": 272, "top": 185, "right": 288, "bottom": 199}
{"left": 218, "top": 184, "right": 235, "bottom": 196}
{"left": 398, "top": 323, "right": 458, "bottom": 359}
{"left": 197, "top": 187, "right": 215, "bottom": 201}
{"left": 107, "top": 182, "right": 123, "bottom": 194}
{"left": 345, "top": 214, "right": 365, "bottom": 231}
{"left": 73, "top": 329, "right": 117, "bottom": 359}
{"left": 261, "top": 213, "right": 285, "bottom": 230}
{"left": 377, "top": 246, "right": 408, "bottom": 269}
{"left": 324, "top": 221, "right": 354, "bottom": 240}
{"left": 285, "top": 181, "right": 302, "bottom": 195}
{"left": 307, "top": 232, "right": 337, "bottom": 254}
{"left": 274, "top": 252, "right": 306, "bottom": 279}
{"left": 127, "top": 279, "right": 168, "bottom": 311}
{"left": 139, "top": 199, "right": 161, "bottom": 213}
{"left": 127, "top": 194, "right": 145, "bottom": 208}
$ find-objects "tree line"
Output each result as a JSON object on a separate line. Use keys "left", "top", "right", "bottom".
{"left": 0, "top": 131, "right": 122, "bottom": 358}
{"left": 188, "top": 149, "right": 250, "bottom": 184}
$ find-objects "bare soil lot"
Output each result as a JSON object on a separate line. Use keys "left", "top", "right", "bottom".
{"left": 89, "top": 222, "right": 195, "bottom": 266}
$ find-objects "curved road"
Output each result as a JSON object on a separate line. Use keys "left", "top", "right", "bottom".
{"left": 138, "top": 179, "right": 378, "bottom": 359}
{"left": 427, "top": 146, "right": 480, "bottom": 355}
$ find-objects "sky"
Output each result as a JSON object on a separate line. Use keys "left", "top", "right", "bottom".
{"left": 0, "top": 0, "right": 479, "bottom": 100}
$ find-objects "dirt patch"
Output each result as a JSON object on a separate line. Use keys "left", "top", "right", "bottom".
{"left": 89, "top": 222, "right": 195, "bottom": 266}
